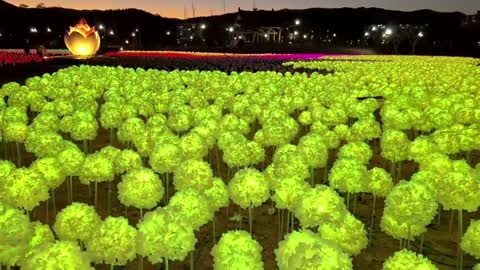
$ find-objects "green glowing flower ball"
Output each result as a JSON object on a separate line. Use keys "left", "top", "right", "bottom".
{"left": 380, "top": 181, "right": 437, "bottom": 240}
{"left": 438, "top": 163, "right": 480, "bottom": 212}
{"left": 0, "top": 168, "right": 49, "bottom": 211}
{"left": 380, "top": 129, "right": 410, "bottom": 162}
{"left": 334, "top": 124, "right": 350, "bottom": 141}
{"left": 298, "top": 111, "right": 312, "bottom": 125}
{"left": 25, "top": 130, "right": 66, "bottom": 158}
{"left": 56, "top": 144, "right": 85, "bottom": 176}
{"left": 204, "top": 177, "right": 230, "bottom": 212}
{"left": 383, "top": 249, "right": 438, "bottom": 270}
{"left": 0, "top": 160, "right": 15, "bottom": 177}
{"left": 461, "top": 219, "right": 480, "bottom": 259}
{"left": 211, "top": 230, "right": 264, "bottom": 270}
{"left": 275, "top": 230, "right": 353, "bottom": 270}
{"left": 318, "top": 213, "right": 368, "bottom": 256}
{"left": 20, "top": 241, "right": 94, "bottom": 270}
{"left": 30, "top": 157, "right": 65, "bottom": 190}
{"left": 53, "top": 202, "right": 101, "bottom": 242}
{"left": 3, "top": 122, "right": 29, "bottom": 143}
{"left": 86, "top": 216, "right": 137, "bottom": 266}
{"left": 350, "top": 117, "right": 381, "bottom": 141}
{"left": 329, "top": 158, "right": 369, "bottom": 194}
{"left": 31, "top": 112, "right": 60, "bottom": 132}
{"left": 0, "top": 202, "right": 34, "bottom": 267}
{"left": 418, "top": 153, "right": 453, "bottom": 178}
{"left": 137, "top": 207, "right": 197, "bottom": 263}
{"left": 179, "top": 131, "right": 209, "bottom": 160}
{"left": 2, "top": 106, "right": 28, "bottom": 124}
{"left": 408, "top": 136, "right": 438, "bottom": 163}
{"left": 294, "top": 185, "right": 348, "bottom": 228}
{"left": 338, "top": 142, "right": 373, "bottom": 165}
{"left": 117, "top": 117, "right": 145, "bottom": 144}
{"left": 118, "top": 168, "right": 164, "bottom": 210}
{"left": 149, "top": 144, "right": 183, "bottom": 174}
{"left": 297, "top": 133, "right": 328, "bottom": 168}
{"left": 98, "top": 146, "right": 121, "bottom": 161}
{"left": 29, "top": 221, "right": 55, "bottom": 250}
{"left": 114, "top": 149, "right": 143, "bottom": 175}
{"left": 273, "top": 177, "right": 310, "bottom": 211}
{"left": 368, "top": 167, "right": 393, "bottom": 197}
{"left": 273, "top": 144, "right": 310, "bottom": 180}
{"left": 229, "top": 168, "right": 270, "bottom": 209}
{"left": 79, "top": 153, "right": 114, "bottom": 185}
{"left": 168, "top": 190, "right": 213, "bottom": 230}
{"left": 173, "top": 159, "right": 214, "bottom": 192}
{"left": 70, "top": 112, "right": 99, "bottom": 141}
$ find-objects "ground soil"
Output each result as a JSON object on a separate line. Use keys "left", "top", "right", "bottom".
{"left": 1, "top": 60, "right": 478, "bottom": 270}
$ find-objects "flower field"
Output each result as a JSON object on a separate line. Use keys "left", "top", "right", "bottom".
{"left": 105, "top": 50, "right": 334, "bottom": 60}
{"left": 0, "top": 50, "right": 70, "bottom": 66}
{"left": 0, "top": 55, "right": 480, "bottom": 270}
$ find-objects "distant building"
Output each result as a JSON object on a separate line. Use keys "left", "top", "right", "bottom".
{"left": 465, "top": 11, "right": 480, "bottom": 24}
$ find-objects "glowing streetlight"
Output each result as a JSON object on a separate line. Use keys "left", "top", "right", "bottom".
{"left": 166, "top": 31, "right": 171, "bottom": 35}
{"left": 333, "top": 33, "right": 336, "bottom": 37}
{"left": 98, "top": 24, "right": 104, "bottom": 30}
{"left": 294, "top": 31, "right": 299, "bottom": 36}
{"left": 264, "top": 34, "right": 268, "bottom": 38}
{"left": 125, "top": 40, "right": 129, "bottom": 44}
{"left": 109, "top": 30, "right": 114, "bottom": 36}
{"left": 200, "top": 24, "right": 206, "bottom": 29}
{"left": 372, "top": 26, "right": 377, "bottom": 31}
{"left": 228, "top": 27, "right": 234, "bottom": 32}
{"left": 131, "top": 32, "right": 136, "bottom": 37}
{"left": 385, "top": 28, "right": 393, "bottom": 36}
{"left": 418, "top": 31, "right": 424, "bottom": 38}
{"left": 295, "top": 19, "right": 301, "bottom": 25}
{"left": 135, "top": 28, "right": 139, "bottom": 32}
{"left": 30, "top": 27, "right": 38, "bottom": 33}
{"left": 190, "top": 35, "right": 194, "bottom": 40}
{"left": 303, "top": 34, "right": 307, "bottom": 39}
{"left": 46, "top": 27, "right": 52, "bottom": 33}
{"left": 364, "top": 32, "right": 370, "bottom": 37}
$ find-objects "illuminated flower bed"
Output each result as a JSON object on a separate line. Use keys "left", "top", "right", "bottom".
{"left": 0, "top": 50, "right": 71, "bottom": 66}
{"left": 106, "top": 50, "right": 334, "bottom": 60}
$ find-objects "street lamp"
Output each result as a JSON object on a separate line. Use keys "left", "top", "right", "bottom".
{"left": 228, "top": 27, "right": 234, "bottom": 32}
{"left": 295, "top": 19, "right": 301, "bottom": 26}
{"left": 109, "top": 30, "right": 114, "bottom": 36}
{"left": 98, "top": 24, "right": 104, "bottom": 30}
{"left": 46, "top": 27, "right": 52, "bottom": 33}
{"left": 418, "top": 31, "right": 424, "bottom": 38}
{"left": 385, "top": 28, "right": 393, "bottom": 36}
{"left": 364, "top": 32, "right": 370, "bottom": 37}
{"left": 125, "top": 40, "right": 129, "bottom": 44}
{"left": 166, "top": 31, "right": 171, "bottom": 35}
{"left": 30, "top": 27, "right": 38, "bottom": 33}
{"left": 303, "top": 34, "right": 307, "bottom": 39}
{"left": 264, "top": 34, "right": 268, "bottom": 38}
{"left": 200, "top": 24, "right": 206, "bottom": 29}
{"left": 135, "top": 28, "right": 139, "bottom": 32}
{"left": 372, "top": 26, "right": 377, "bottom": 31}
{"left": 131, "top": 32, "right": 136, "bottom": 37}
{"left": 294, "top": 30, "right": 299, "bottom": 36}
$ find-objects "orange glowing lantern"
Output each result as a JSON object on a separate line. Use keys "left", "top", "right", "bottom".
{"left": 64, "top": 18, "right": 100, "bottom": 57}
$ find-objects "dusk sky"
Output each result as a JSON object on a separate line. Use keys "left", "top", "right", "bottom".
{"left": 6, "top": 0, "right": 480, "bottom": 18}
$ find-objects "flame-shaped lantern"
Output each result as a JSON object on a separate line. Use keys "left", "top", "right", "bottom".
{"left": 64, "top": 18, "right": 100, "bottom": 57}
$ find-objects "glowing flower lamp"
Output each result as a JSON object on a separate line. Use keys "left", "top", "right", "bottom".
{"left": 64, "top": 18, "right": 100, "bottom": 57}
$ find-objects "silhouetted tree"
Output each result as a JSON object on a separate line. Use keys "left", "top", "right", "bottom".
{"left": 19, "top": 3, "right": 28, "bottom": 8}
{"left": 36, "top": 2, "right": 46, "bottom": 8}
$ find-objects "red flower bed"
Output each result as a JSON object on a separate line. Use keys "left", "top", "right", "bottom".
{"left": 0, "top": 53, "right": 47, "bottom": 66}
